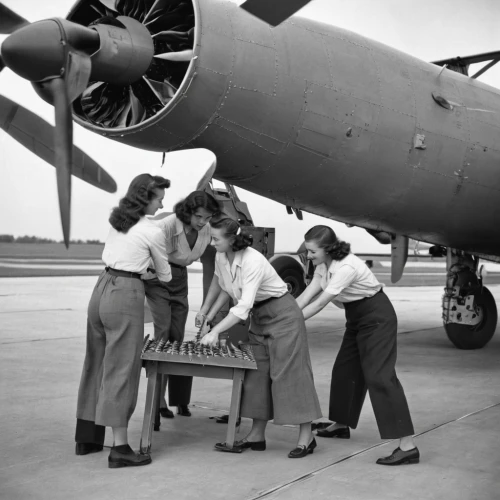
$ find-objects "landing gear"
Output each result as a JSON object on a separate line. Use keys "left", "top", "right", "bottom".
{"left": 442, "top": 250, "right": 497, "bottom": 349}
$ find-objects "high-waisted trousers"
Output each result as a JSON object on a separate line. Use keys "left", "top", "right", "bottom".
{"left": 144, "top": 266, "right": 192, "bottom": 406}
{"left": 329, "top": 290, "right": 414, "bottom": 439}
{"left": 75, "top": 271, "right": 145, "bottom": 445}
{"left": 241, "top": 293, "right": 322, "bottom": 425}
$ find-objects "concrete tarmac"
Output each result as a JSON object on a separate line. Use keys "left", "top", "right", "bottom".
{"left": 1, "top": 275, "right": 499, "bottom": 500}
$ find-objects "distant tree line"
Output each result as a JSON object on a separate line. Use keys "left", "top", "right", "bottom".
{"left": 0, "top": 235, "right": 103, "bottom": 244}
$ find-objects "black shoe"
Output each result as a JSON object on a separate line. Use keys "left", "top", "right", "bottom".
{"left": 288, "top": 438, "right": 317, "bottom": 458}
{"left": 75, "top": 443, "right": 103, "bottom": 456}
{"left": 311, "top": 422, "right": 332, "bottom": 431}
{"left": 215, "top": 414, "right": 241, "bottom": 426}
{"left": 316, "top": 426, "right": 350, "bottom": 439}
{"left": 213, "top": 442, "right": 244, "bottom": 453}
{"left": 108, "top": 445, "right": 152, "bottom": 469}
{"left": 376, "top": 447, "right": 420, "bottom": 466}
{"left": 160, "top": 407, "right": 174, "bottom": 418}
{"left": 177, "top": 405, "right": 191, "bottom": 417}
{"left": 234, "top": 438, "right": 266, "bottom": 451}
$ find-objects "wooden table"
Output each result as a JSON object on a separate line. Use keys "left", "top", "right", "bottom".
{"left": 140, "top": 351, "right": 257, "bottom": 454}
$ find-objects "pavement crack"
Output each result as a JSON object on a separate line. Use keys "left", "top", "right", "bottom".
{"left": 248, "top": 401, "right": 500, "bottom": 500}
{"left": 1, "top": 336, "right": 81, "bottom": 345}
{"left": 0, "top": 308, "right": 73, "bottom": 314}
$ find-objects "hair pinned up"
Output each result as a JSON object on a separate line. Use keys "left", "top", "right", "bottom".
{"left": 304, "top": 225, "right": 351, "bottom": 261}
{"left": 109, "top": 174, "right": 170, "bottom": 233}
{"left": 210, "top": 216, "right": 253, "bottom": 251}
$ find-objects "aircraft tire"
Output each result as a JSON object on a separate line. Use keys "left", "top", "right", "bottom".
{"left": 270, "top": 256, "right": 306, "bottom": 298}
{"left": 444, "top": 286, "right": 497, "bottom": 349}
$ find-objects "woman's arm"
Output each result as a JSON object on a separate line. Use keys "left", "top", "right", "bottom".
{"left": 302, "top": 290, "right": 336, "bottom": 320}
{"left": 149, "top": 229, "right": 172, "bottom": 283}
{"left": 199, "top": 289, "right": 232, "bottom": 345}
{"left": 296, "top": 274, "right": 323, "bottom": 309}
{"left": 206, "top": 289, "right": 231, "bottom": 324}
{"left": 200, "top": 312, "right": 241, "bottom": 347}
{"left": 195, "top": 275, "right": 223, "bottom": 327}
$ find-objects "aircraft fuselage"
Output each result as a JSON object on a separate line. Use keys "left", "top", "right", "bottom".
{"left": 69, "top": 0, "right": 500, "bottom": 256}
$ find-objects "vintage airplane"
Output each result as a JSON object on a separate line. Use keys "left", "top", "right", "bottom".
{"left": 1, "top": 0, "right": 500, "bottom": 350}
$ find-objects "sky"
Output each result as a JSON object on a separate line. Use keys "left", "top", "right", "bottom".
{"left": 1, "top": 0, "right": 499, "bottom": 252}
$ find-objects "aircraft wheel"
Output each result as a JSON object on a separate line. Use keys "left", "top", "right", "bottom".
{"left": 271, "top": 256, "right": 306, "bottom": 298}
{"left": 280, "top": 268, "right": 306, "bottom": 298}
{"left": 444, "top": 287, "right": 497, "bottom": 349}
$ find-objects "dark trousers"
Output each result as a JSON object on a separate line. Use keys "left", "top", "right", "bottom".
{"left": 329, "top": 291, "right": 415, "bottom": 439}
{"left": 75, "top": 418, "right": 105, "bottom": 446}
{"left": 144, "top": 267, "right": 192, "bottom": 406}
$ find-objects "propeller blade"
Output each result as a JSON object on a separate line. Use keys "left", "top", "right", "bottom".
{"left": 0, "top": 3, "right": 30, "bottom": 34}
{"left": 45, "top": 77, "right": 74, "bottom": 248}
{"left": 240, "top": 0, "right": 313, "bottom": 26}
{"left": 0, "top": 94, "right": 117, "bottom": 193}
{"left": 154, "top": 49, "right": 193, "bottom": 62}
{"left": 66, "top": 51, "right": 92, "bottom": 103}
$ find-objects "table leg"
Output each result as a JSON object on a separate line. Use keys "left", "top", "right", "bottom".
{"left": 140, "top": 361, "right": 158, "bottom": 454}
{"left": 225, "top": 368, "right": 245, "bottom": 449}
{"left": 154, "top": 374, "right": 162, "bottom": 431}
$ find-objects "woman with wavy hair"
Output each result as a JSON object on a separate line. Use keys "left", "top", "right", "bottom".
{"left": 297, "top": 225, "right": 419, "bottom": 466}
{"left": 75, "top": 174, "right": 172, "bottom": 469}
{"left": 198, "top": 217, "right": 322, "bottom": 458}
{"left": 143, "top": 190, "right": 220, "bottom": 418}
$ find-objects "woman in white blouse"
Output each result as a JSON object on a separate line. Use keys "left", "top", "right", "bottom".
{"left": 198, "top": 217, "right": 322, "bottom": 458}
{"left": 75, "top": 174, "right": 172, "bottom": 469}
{"left": 297, "top": 225, "right": 419, "bottom": 466}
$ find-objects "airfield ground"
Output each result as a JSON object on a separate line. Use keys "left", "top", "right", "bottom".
{"left": 1, "top": 269, "right": 499, "bottom": 500}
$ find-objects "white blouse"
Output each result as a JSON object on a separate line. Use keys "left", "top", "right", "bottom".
{"left": 156, "top": 214, "right": 211, "bottom": 266}
{"left": 215, "top": 247, "right": 288, "bottom": 321}
{"left": 314, "top": 253, "right": 382, "bottom": 308}
{"left": 102, "top": 217, "right": 172, "bottom": 282}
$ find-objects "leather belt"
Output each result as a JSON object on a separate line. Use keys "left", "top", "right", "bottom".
{"left": 169, "top": 262, "right": 186, "bottom": 269}
{"left": 105, "top": 267, "right": 142, "bottom": 280}
{"left": 147, "top": 262, "right": 186, "bottom": 273}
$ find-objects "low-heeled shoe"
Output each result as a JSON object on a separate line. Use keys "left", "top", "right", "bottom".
{"left": 108, "top": 448, "right": 152, "bottom": 469}
{"left": 75, "top": 443, "right": 103, "bottom": 456}
{"left": 316, "top": 427, "right": 350, "bottom": 439}
{"left": 215, "top": 414, "right": 241, "bottom": 426}
{"left": 288, "top": 438, "right": 317, "bottom": 458}
{"left": 177, "top": 405, "right": 191, "bottom": 417}
{"left": 160, "top": 407, "right": 174, "bottom": 418}
{"left": 213, "top": 442, "right": 244, "bottom": 453}
{"left": 376, "top": 447, "right": 420, "bottom": 466}
{"left": 311, "top": 422, "right": 332, "bottom": 431}
{"left": 234, "top": 438, "right": 266, "bottom": 451}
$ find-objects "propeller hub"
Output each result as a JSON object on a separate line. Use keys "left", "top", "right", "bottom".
{"left": 1, "top": 19, "right": 99, "bottom": 82}
{"left": 89, "top": 16, "right": 154, "bottom": 85}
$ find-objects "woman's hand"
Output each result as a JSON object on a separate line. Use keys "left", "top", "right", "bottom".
{"left": 200, "top": 330, "right": 220, "bottom": 347}
{"left": 195, "top": 312, "right": 206, "bottom": 328}
{"left": 199, "top": 322, "right": 211, "bottom": 339}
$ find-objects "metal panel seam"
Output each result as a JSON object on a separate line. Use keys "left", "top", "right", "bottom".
{"left": 215, "top": 116, "right": 287, "bottom": 143}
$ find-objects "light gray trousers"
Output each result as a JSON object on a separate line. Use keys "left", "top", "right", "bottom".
{"left": 76, "top": 271, "right": 145, "bottom": 428}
